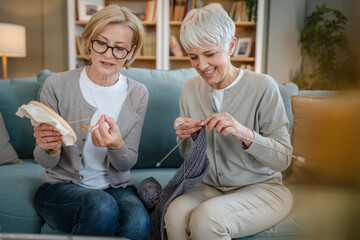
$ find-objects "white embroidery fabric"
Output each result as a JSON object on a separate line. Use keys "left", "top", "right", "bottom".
{"left": 16, "top": 103, "right": 76, "bottom": 146}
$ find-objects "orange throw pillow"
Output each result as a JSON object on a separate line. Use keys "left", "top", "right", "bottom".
{"left": 284, "top": 93, "right": 360, "bottom": 187}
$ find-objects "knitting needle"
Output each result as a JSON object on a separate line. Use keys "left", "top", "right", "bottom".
{"left": 231, "top": 132, "right": 305, "bottom": 163}
{"left": 156, "top": 124, "right": 305, "bottom": 167}
{"left": 156, "top": 121, "right": 201, "bottom": 167}
{"left": 156, "top": 138, "right": 185, "bottom": 167}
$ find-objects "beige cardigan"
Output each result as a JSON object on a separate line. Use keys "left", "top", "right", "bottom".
{"left": 178, "top": 69, "right": 293, "bottom": 187}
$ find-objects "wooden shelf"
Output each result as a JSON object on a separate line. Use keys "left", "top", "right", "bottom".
{"left": 77, "top": 55, "right": 156, "bottom": 61}
{"left": 137, "top": 56, "right": 156, "bottom": 60}
{"left": 170, "top": 21, "right": 256, "bottom": 27}
{"left": 231, "top": 57, "right": 255, "bottom": 62}
{"left": 170, "top": 56, "right": 255, "bottom": 62}
{"left": 76, "top": 55, "right": 88, "bottom": 59}
{"left": 169, "top": 56, "right": 189, "bottom": 61}
{"left": 75, "top": 20, "right": 156, "bottom": 26}
{"left": 235, "top": 21, "right": 256, "bottom": 27}
{"left": 143, "top": 21, "right": 156, "bottom": 26}
{"left": 75, "top": 20, "right": 88, "bottom": 25}
{"left": 169, "top": 21, "right": 182, "bottom": 26}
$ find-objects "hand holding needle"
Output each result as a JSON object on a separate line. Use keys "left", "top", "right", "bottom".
{"left": 157, "top": 120, "right": 305, "bottom": 167}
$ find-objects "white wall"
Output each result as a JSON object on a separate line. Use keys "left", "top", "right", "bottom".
{"left": 266, "top": 0, "right": 306, "bottom": 84}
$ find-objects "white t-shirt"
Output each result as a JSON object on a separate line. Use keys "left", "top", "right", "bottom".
{"left": 212, "top": 69, "right": 244, "bottom": 112}
{"left": 77, "top": 68, "right": 128, "bottom": 190}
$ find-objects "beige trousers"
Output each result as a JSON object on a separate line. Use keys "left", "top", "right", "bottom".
{"left": 164, "top": 179, "right": 293, "bottom": 240}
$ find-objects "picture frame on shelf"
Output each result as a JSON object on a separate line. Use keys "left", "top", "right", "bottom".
{"left": 75, "top": 35, "right": 84, "bottom": 55}
{"left": 77, "top": 0, "right": 104, "bottom": 21}
{"left": 234, "top": 37, "right": 252, "bottom": 57}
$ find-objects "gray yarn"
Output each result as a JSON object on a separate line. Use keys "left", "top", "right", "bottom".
{"left": 137, "top": 177, "right": 162, "bottom": 211}
{"left": 137, "top": 127, "right": 210, "bottom": 240}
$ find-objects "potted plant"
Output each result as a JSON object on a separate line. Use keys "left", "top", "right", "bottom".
{"left": 293, "top": 4, "right": 355, "bottom": 90}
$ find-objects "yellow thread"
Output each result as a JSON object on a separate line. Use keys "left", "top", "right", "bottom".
{"left": 68, "top": 115, "right": 105, "bottom": 132}
{"left": 67, "top": 115, "right": 102, "bottom": 124}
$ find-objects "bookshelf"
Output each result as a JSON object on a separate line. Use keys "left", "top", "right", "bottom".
{"left": 168, "top": 0, "right": 259, "bottom": 70}
{"left": 67, "top": 0, "right": 267, "bottom": 72}
{"left": 68, "top": 0, "right": 159, "bottom": 69}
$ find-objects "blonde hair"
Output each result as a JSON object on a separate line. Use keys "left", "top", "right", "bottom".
{"left": 180, "top": 5, "right": 235, "bottom": 52}
{"left": 81, "top": 5, "right": 145, "bottom": 69}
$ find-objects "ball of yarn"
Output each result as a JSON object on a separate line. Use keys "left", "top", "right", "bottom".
{"left": 137, "top": 177, "right": 162, "bottom": 212}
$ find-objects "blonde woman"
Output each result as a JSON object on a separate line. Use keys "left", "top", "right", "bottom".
{"left": 166, "top": 5, "right": 293, "bottom": 240}
{"left": 33, "top": 5, "right": 149, "bottom": 238}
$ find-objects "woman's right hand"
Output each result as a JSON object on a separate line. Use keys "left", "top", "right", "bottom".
{"left": 33, "top": 123, "right": 62, "bottom": 150}
{"left": 174, "top": 117, "right": 203, "bottom": 139}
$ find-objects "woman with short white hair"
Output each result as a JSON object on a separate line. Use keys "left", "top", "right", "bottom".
{"left": 165, "top": 5, "right": 293, "bottom": 239}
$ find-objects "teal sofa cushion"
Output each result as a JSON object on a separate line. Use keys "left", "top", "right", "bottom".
{"left": 0, "top": 77, "right": 38, "bottom": 159}
{"left": 278, "top": 82, "right": 299, "bottom": 136}
{"left": 34, "top": 68, "right": 298, "bottom": 169}
{"left": 0, "top": 160, "right": 44, "bottom": 233}
{"left": 36, "top": 68, "right": 199, "bottom": 169}
{"left": 120, "top": 67, "right": 199, "bottom": 168}
{"left": 37, "top": 69, "right": 55, "bottom": 101}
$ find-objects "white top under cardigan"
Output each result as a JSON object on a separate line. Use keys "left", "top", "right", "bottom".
{"left": 78, "top": 69, "right": 128, "bottom": 190}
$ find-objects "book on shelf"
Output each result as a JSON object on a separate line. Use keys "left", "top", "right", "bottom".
{"left": 173, "top": 0, "right": 187, "bottom": 21}
{"left": 230, "top": 0, "right": 256, "bottom": 22}
{"left": 144, "top": 0, "right": 157, "bottom": 22}
{"left": 141, "top": 33, "right": 156, "bottom": 56}
{"left": 169, "top": 35, "right": 183, "bottom": 57}
{"left": 170, "top": 0, "right": 174, "bottom": 21}
{"left": 171, "top": 0, "right": 198, "bottom": 21}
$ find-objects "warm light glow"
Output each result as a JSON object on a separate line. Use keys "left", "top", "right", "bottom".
{"left": 0, "top": 23, "right": 26, "bottom": 57}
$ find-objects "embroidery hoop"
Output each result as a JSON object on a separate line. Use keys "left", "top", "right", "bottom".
{"left": 29, "top": 101, "right": 77, "bottom": 143}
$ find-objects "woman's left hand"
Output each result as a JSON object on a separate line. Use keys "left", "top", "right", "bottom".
{"left": 91, "top": 115, "right": 124, "bottom": 150}
{"left": 202, "top": 112, "right": 254, "bottom": 147}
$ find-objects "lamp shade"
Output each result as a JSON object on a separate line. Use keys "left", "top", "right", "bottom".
{"left": 0, "top": 23, "right": 26, "bottom": 57}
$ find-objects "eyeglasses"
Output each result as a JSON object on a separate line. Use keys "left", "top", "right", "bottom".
{"left": 91, "top": 39, "right": 132, "bottom": 59}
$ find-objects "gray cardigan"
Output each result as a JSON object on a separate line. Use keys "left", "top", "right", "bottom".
{"left": 34, "top": 67, "right": 148, "bottom": 188}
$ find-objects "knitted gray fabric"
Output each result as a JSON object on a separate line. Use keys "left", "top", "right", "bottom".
{"left": 137, "top": 127, "right": 209, "bottom": 240}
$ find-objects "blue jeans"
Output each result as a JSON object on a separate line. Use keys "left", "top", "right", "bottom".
{"left": 34, "top": 182, "right": 150, "bottom": 239}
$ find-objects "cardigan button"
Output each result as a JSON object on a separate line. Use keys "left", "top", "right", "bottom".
{"left": 79, "top": 175, "right": 83, "bottom": 180}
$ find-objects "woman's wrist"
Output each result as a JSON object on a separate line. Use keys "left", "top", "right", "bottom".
{"left": 108, "top": 140, "right": 124, "bottom": 150}
{"left": 242, "top": 129, "right": 255, "bottom": 148}
{"left": 46, "top": 144, "right": 62, "bottom": 155}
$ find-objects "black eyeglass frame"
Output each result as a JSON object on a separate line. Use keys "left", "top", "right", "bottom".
{"left": 90, "top": 39, "right": 133, "bottom": 60}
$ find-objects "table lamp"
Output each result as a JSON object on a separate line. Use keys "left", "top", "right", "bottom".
{"left": 0, "top": 23, "right": 26, "bottom": 79}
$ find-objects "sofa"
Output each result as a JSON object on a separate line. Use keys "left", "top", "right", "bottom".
{"left": 1, "top": 67, "right": 359, "bottom": 240}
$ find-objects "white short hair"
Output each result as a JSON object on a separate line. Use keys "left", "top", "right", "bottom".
{"left": 180, "top": 5, "right": 235, "bottom": 52}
